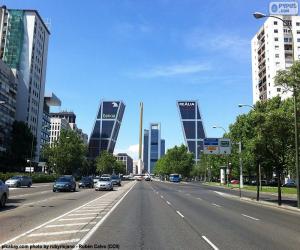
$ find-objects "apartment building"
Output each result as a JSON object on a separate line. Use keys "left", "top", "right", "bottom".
{"left": 252, "top": 15, "right": 300, "bottom": 103}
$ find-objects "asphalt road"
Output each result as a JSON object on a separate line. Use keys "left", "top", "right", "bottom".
{"left": 85, "top": 180, "right": 300, "bottom": 250}
{"left": 1, "top": 180, "right": 300, "bottom": 250}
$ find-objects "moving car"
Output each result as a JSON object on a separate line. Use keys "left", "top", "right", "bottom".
{"left": 144, "top": 175, "right": 151, "bottom": 181}
{"left": 79, "top": 176, "right": 94, "bottom": 188}
{"left": 134, "top": 175, "right": 144, "bottom": 181}
{"left": 111, "top": 175, "right": 121, "bottom": 186}
{"left": 169, "top": 174, "right": 181, "bottom": 183}
{"left": 95, "top": 177, "right": 113, "bottom": 191}
{"left": 0, "top": 180, "right": 9, "bottom": 207}
{"left": 230, "top": 179, "right": 239, "bottom": 184}
{"left": 283, "top": 181, "right": 296, "bottom": 188}
{"left": 5, "top": 176, "right": 32, "bottom": 188}
{"left": 53, "top": 176, "right": 76, "bottom": 192}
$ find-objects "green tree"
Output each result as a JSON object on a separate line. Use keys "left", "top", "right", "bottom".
{"left": 154, "top": 145, "right": 194, "bottom": 178}
{"left": 95, "top": 151, "right": 124, "bottom": 175}
{"left": 42, "top": 129, "right": 87, "bottom": 175}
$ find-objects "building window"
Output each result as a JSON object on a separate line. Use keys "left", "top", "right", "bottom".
{"left": 275, "top": 37, "right": 279, "bottom": 41}
{"left": 284, "top": 37, "right": 289, "bottom": 42}
{"left": 275, "top": 54, "right": 279, "bottom": 58}
{"left": 298, "top": 38, "right": 300, "bottom": 42}
{"left": 275, "top": 45, "right": 279, "bottom": 50}
{"left": 277, "top": 88, "right": 281, "bottom": 92}
{"left": 274, "top": 21, "right": 278, "bottom": 25}
{"left": 274, "top": 29, "right": 278, "bottom": 33}
{"left": 297, "top": 22, "right": 300, "bottom": 26}
{"left": 297, "top": 31, "right": 300, "bottom": 34}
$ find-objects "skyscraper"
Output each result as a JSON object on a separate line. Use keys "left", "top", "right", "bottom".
{"left": 0, "top": 6, "right": 50, "bottom": 160}
{"left": 251, "top": 15, "right": 300, "bottom": 103}
{"left": 177, "top": 100, "right": 206, "bottom": 162}
{"left": 143, "top": 123, "right": 165, "bottom": 174}
{"left": 88, "top": 101, "right": 125, "bottom": 159}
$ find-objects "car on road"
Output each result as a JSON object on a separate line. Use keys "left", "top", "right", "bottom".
{"left": 144, "top": 175, "right": 151, "bottom": 181}
{"left": 283, "top": 181, "right": 296, "bottom": 188}
{"left": 134, "top": 175, "right": 144, "bottom": 181}
{"left": 93, "top": 176, "right": 100, "bottom": 184}
{"left": 53, "top": 176, "right": 76, "bottom": 192}
{"left": 95, "top": 177, "right": 113, "bottom": 191}
{"left": 230, "top": 179, "right": 239, "bottom": 184}
{"left": 0, "top": 180, "right": 9, "bottom": 207}
{"left": 169, "top": 174, "right": 181, "bottom": 183}
{"left": 78, "top": 176, "right": 94, "bottom": 188}
{"left": 5, "top": 176, "right": 32, "bottom": 188}
{"left": 111, "top": 175, "right": 121, "bottom": 186}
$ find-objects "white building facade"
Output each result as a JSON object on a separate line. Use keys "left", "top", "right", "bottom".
{"left": 0, "top": 7, "right": 50, "bottom": 160}
{"left": 49, "top": 117, "right": 70, "bottom": 146}
{"left": 252, "top": 15, "right": 300, "bottom": 103}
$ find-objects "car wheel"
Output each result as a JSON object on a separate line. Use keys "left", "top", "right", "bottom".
{"left": 73, "top": 187, "right": 76, "bottom": 192}
{"left": 27, "top": 182, "right": 32, "bottom": 188}
{"left": 53, "top": 189, "right": 56, "bottom": 192}
{"left": 118, "top": 183, "right": 121, "bottom": 186}
{"left": 0, "top": 194, "right": 7, "bottom": 207}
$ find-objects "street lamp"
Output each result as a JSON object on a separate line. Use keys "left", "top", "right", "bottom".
{"left": 253, "top": 11, "right": 300, "bottom": 208}
{"left": 212, "top": 125, "right": 227, "bottom": 134}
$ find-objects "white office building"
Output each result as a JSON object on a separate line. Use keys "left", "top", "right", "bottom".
{"left": 49, "top": 117, "right": 70, "bottom": 146}
{"left": 251, "top": 15, "right": 300, "bottom": 103}
{"left": 0, "top": 6, "right": 50, "bottom": 160}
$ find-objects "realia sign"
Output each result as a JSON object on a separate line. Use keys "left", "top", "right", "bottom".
{"left": 269, "top": 2, "right": 298, "bottom": 15}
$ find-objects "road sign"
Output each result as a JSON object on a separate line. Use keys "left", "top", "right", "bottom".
{"left": 25, "top": 167, "right": 34, "bottom": 172}
{"left": 219, "top": 138, "right": 231, "bottom": 155}
{"left": 269, "top": 2, "right": 298, "bottom": 16}
{"left": 203, "top": 138, "right": 219, "bottom": 154}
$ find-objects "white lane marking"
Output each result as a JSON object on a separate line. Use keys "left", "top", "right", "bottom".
{"left": 176, "top": 210, "right": 184, "bottom": 218}
{"left": 73, "top": 181, "right": 137, "bottom": 250}
{"left": 160, "top": 195, "right": 164, "bottom": 199}
{"left": 0, "top": 188, "right": 115, "bottom": 245}
{"left": 185, "top": 193, "right": 191, "bottom": 196}
{"left": 21, "top": 239, "right": 80, "bottom": 246}
{"left": 212, "top": 203, "right": 222, "bottom": 207}
{"left": 67, "top": 212, "right": 99, "bottom": 216}
{"left": 166, "top": 201, "right": 171, "bottom": 206}
{"left": 197, "top": 197, "right": 202, "bottom": 200}
{"left": 45, "top": 222, "right": 97, "bottom": 228}
{"left": 202, "top": 236, "right": 219, "bottom": 250}
{"left": 59, "top": 217, "right": 96, "bottom": 221}
{"left": 29, "top": 229, "right": 90, "bottom": 237}
{"left": 241, "top": 214, "right": 260, "bottom": 221}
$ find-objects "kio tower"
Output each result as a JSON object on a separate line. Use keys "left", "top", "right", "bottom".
{"left": 88, "top": 101, "right": 125, "bottom": 159}
{"left": 0, "top": 6, "right": 50, "bottom": 161}
{"left": 177, "top": 100, "right": 206, "bottom": 162}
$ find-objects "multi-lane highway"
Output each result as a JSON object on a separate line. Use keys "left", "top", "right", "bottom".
{"left": 1, "top": 180, "right": 300, "bottom": 250}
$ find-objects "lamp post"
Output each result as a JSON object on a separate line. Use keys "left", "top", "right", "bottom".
{"left": 253, "top": 12, "right": 300, "bottom": 208}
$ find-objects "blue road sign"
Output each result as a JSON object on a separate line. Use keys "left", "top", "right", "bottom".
{"left": 203, "top": 138, "right": 219, "bottom": 146}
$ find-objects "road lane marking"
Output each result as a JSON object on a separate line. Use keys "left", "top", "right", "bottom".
{"left": 197, "top": 197, "right": 202, "bottom": 200}
{"left": 166, "top": 201, "right": 171, "bottom": 205}
{"left": 59, "top": 217, "right": 96, "bottom": 221}
{"left": 160, "top": 195, "right": 164, "bottom": 199}
{"left": 10, "top": 190, "right": 50, "bottom": 199}
{"left": 45, "top": 222, "right": 97, "bottom": 228}
{"left": 176, "top": 210, "right": 184, "bottom": 218}
{"left": 212, "top": 203, "right": 222, "bottom": 207}
{"left": 241, "top": 214, "right": 260, "bottom": 221}
{"left": 202, "top": 236, "right": 219, "bottom": 250}
{"left": 73, "top": 181, "right": 137, "bottom": 250}
{"left": 21, "top": 239, "right": 80, "bottom": 246}
{"left": 0, "top": 188, "right": 118, "bottom": 246}
{"left": 67, "top": 212, "right": 99, "bottom": 216}
{"left": 185, "top": 193, "right": 191, "bottom": 196}
{"left": 29, "top": 229, "right": 90, "bottom": 237}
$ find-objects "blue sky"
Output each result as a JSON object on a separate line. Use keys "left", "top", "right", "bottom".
{"left": 4, "top": 0, "right": 276, "bottom": 159}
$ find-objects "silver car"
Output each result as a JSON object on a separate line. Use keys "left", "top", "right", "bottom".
{"left": 95, "top": 177, "right": 113, "bottom": 191}
{"left": 5, "top": 176, "right": 32, "bottom": 188}
{"left": 0, "top": 180, "right": 9, "bottom": 207}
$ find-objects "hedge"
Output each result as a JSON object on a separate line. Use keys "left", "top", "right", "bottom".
{"left": 0, "top": 172, "right": 59, "bottom": 183}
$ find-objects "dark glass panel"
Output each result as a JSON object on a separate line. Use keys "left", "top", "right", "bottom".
{"left": 197, "top": 108, "right": 201, "bottom": 119}
{"left": 178, "top": 101, "right": 196, "bottom": 119}
{"left": 117, "top": 103, "right": 125, "bottom": 122}
{"left": 100, "top": 139, "right": 109, "bottom": 151}
{"left": 91, "top": 121, "right": 100, "bottom": 139}
{"left": 197, "top": 121, "right": 206, "bottom": 139}
{"left": 101, "top": 121, "right": 114, "bottom": 138}
{"left": 183, "top": 121, "right": 195, "bottom": 139}
{"left": 97, "top": 104, "right": 102, "bottom": 119}
{"left": 187, "top": 141, "right": 196, "bottom": 157}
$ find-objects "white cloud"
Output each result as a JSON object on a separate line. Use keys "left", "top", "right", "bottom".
{"left": 135, "top": 61, "right": 211, "bottom": 78}
{"left": 115, "top": 144, "right": 140, "bottom": 160}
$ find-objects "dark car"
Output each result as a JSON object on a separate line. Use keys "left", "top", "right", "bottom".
{"left": 0, "top": 180, "right": 9, "bottom": 207}
{"left": 111, "top": 175, "right": 121, "bottom": 186}
{"left": 79, "top": 177, "right": 94, "bottom": 188}
{"left": 283, "top": 182, "right": 296, "bottom": 188}
{"left": 53, "top": 176, "right": 76, "bottom": 192}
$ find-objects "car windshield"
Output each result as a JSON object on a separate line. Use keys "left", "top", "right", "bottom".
{"left": 81, "top": 177, "right": 90, "bottom": 181}
{"left": 56, "top": 178, "right": 70, "bottom": 182}
{"left": 100, "top": 177, "right": 110, "bottom": 181}
{"left": 11, "top": 176, "right": 21, "bottom": 180}
{"left": 111, "top": 176, "right": 119, "bottom": 179}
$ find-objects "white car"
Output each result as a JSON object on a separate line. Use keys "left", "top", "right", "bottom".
{"left": 5, "top": 176, "right": 32, "bottom": 188}
{"left": 95, "top": 177, "right": 113, "bottom": 191}
{"left": 0, "top": 180, "right": 9, "bottom": 207}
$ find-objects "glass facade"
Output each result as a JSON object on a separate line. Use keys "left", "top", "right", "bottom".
{"left": 177, "top": 101, "right": 206, "bottom": 162}
{"left": 88, "top": 101, "right": 125, "bottom": 159}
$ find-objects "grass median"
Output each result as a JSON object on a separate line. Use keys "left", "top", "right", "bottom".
{"left": 204, "top": 182, "right": 297, "bottom": 195}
